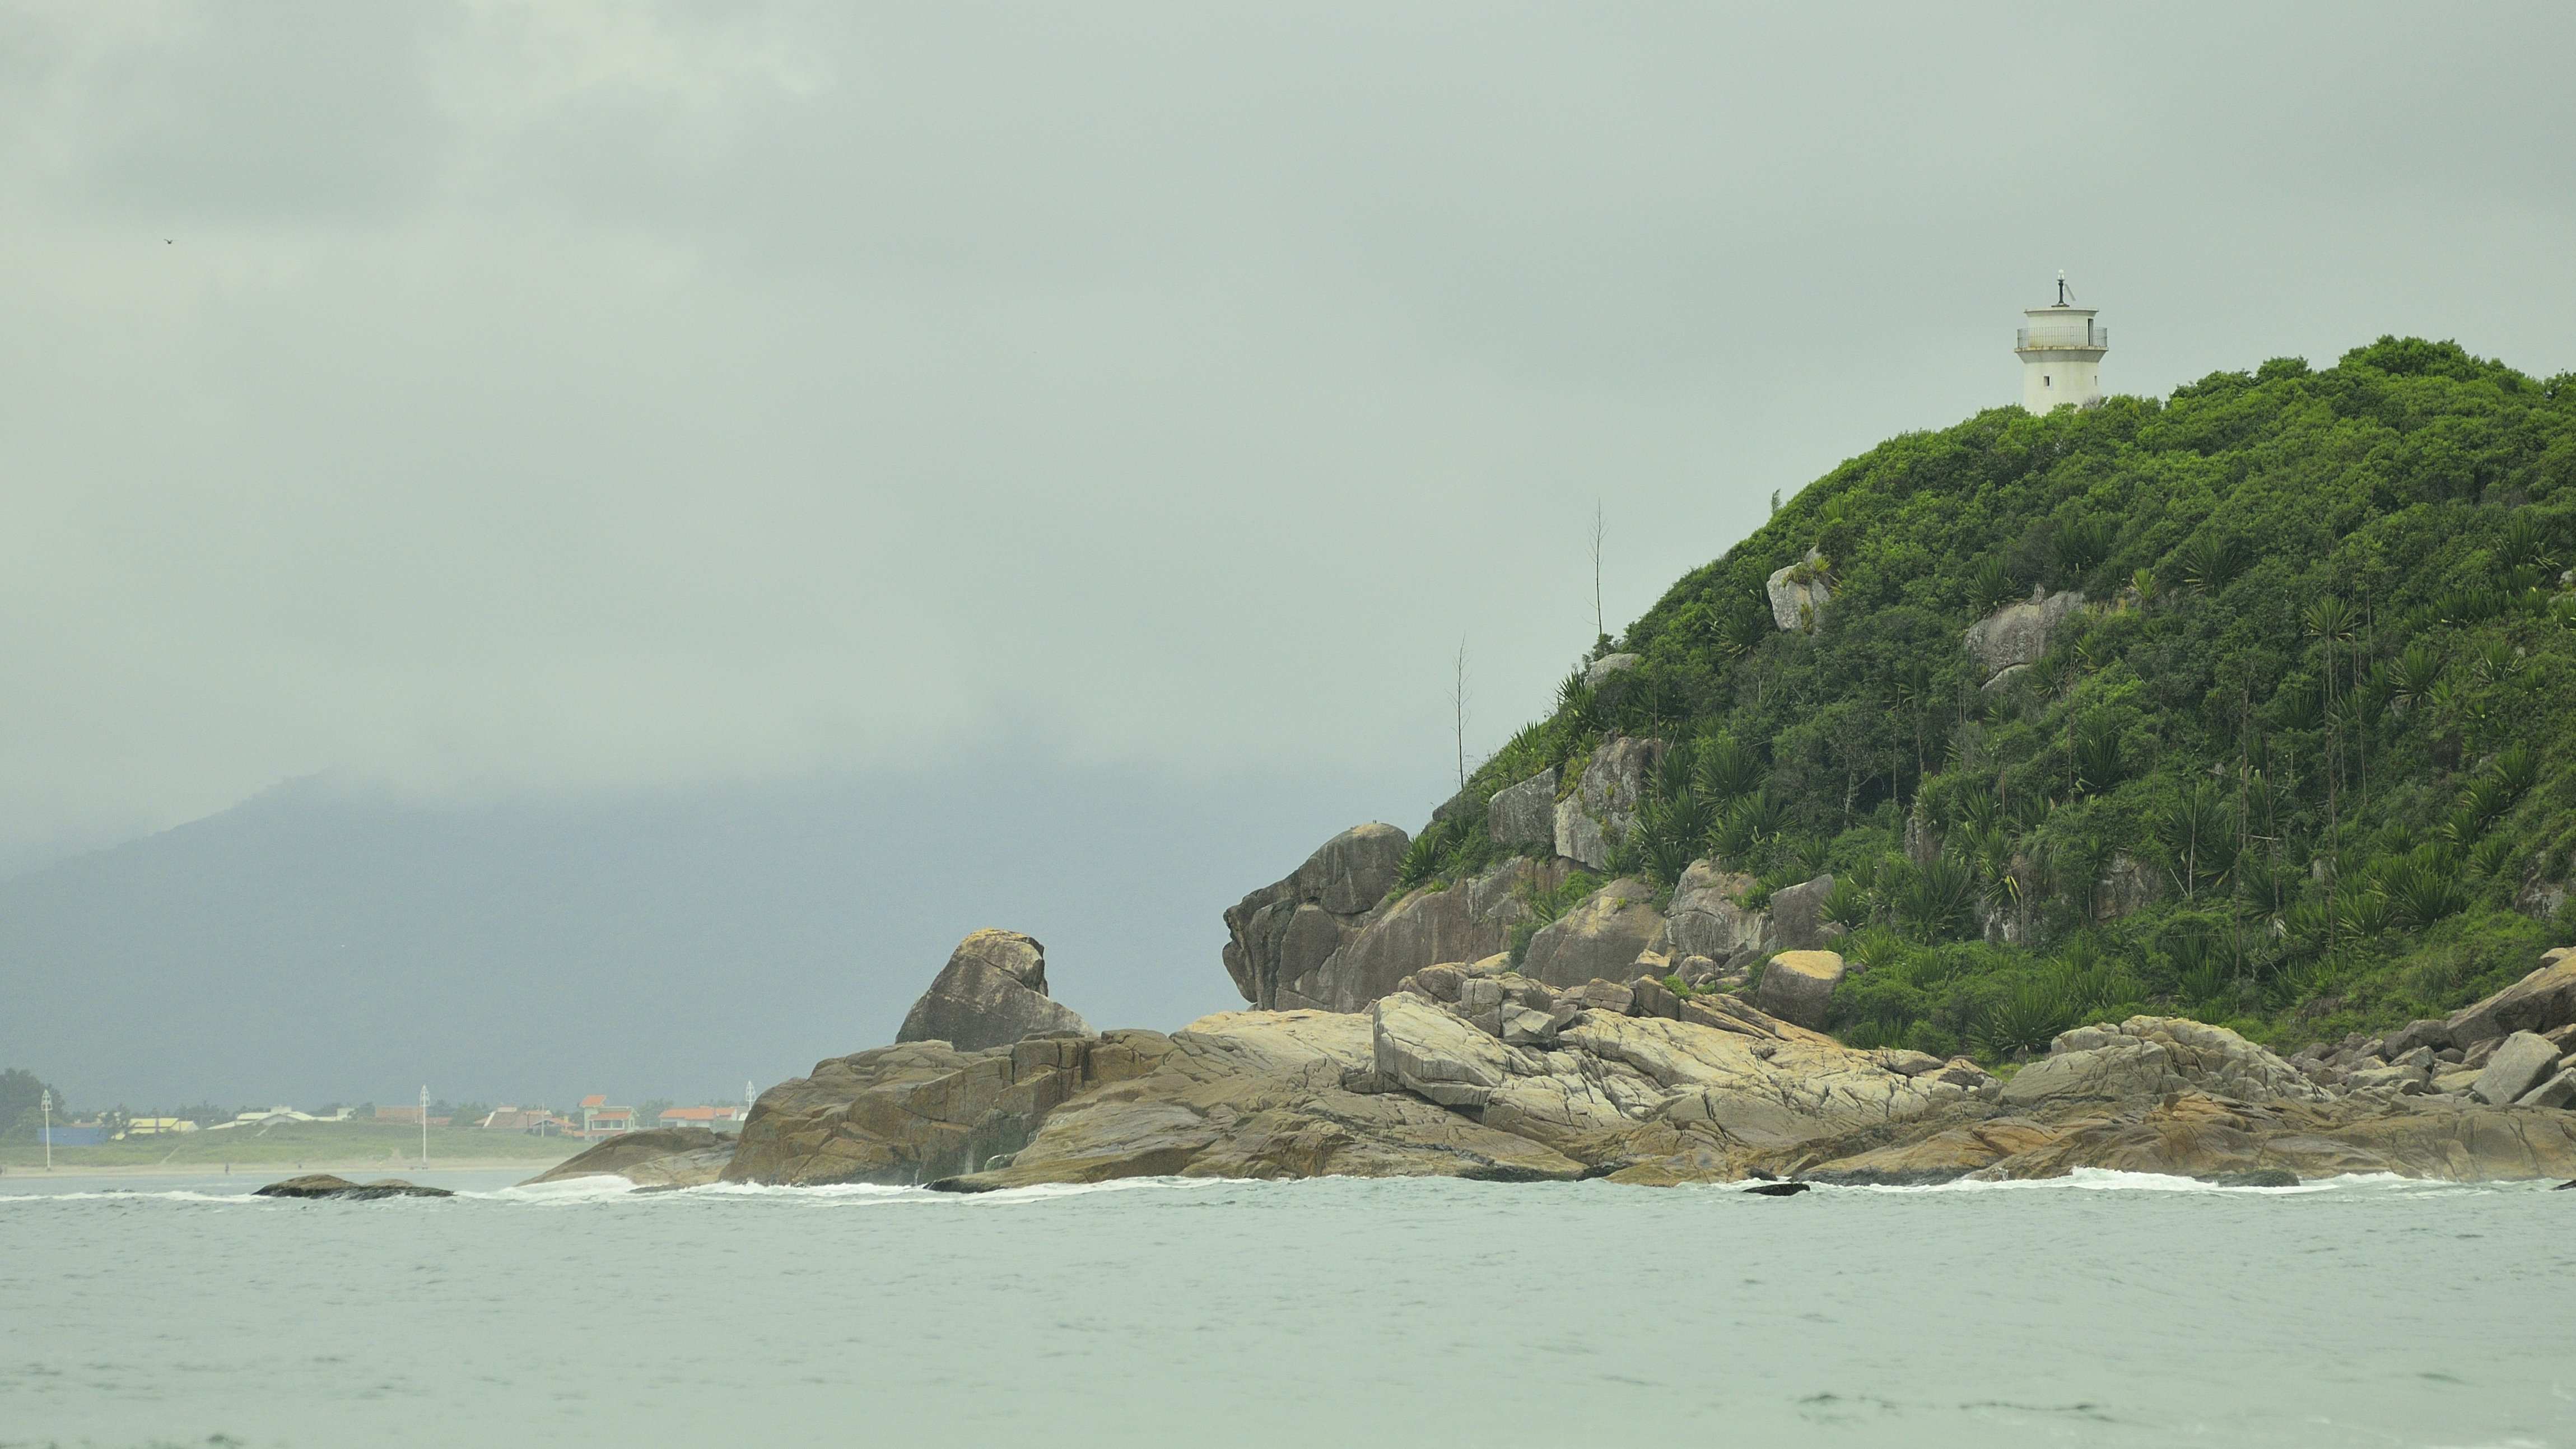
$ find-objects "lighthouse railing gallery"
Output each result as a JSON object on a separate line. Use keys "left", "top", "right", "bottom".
{"left": 2016, "top": 323, "right": 2108, "bottom": 351}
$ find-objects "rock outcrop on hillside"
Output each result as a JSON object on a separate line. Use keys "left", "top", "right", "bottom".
{"left": 1962, "top": 588, "right": 2087, "bottom": 688}
{"left": 897, "top": 929, "right": 1091, "bottom": 1051}
{"left": 1765, "top": 551, "right": 1831, "bottom": 633}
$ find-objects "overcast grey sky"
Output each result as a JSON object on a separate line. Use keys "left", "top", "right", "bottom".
{"left": 4, "top": 2, "right": 2573, "bottom": 873}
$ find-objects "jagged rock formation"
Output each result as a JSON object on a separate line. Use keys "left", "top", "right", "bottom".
{"left": 896, "top": 928, "right": 1091, "bottom": 1051}
{"left": 1226, "top": 828, "right": 1567, "bottom": 1013}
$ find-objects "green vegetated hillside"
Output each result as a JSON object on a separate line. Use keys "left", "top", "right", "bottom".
{"left": 1409, "top": 338, "right": 2576, "bottom": 1063}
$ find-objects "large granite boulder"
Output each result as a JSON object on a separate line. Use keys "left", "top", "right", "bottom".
{"left": 1222, "top": 823, "right": 1412, "bottom": 1008}
{"left": 1554, "top": 735, "right": 1666, "bottom": 869}
{"left": 2444, "top": 952, "right": 2576, "bottom": 1049}
{"left": 1767, "top": 875, "right": 1842, "bottom": 953}
{"left": 1664, "top": 860, "right": 1768, "bottom": 964}
{"left": 1258, "top": 856, "right": 1561, "bottom": 1013}
{"left": 523, "top": 1127, "right": 733, "bottom": 1187}
{"left": 896, "top": 929, "right": 1092, "bottom": 1052}
{"left": 2472, "top": 1031, "right": 2567, "bottom": 1105}
{"left": 2001, "top": 1017, "right": 2328, "bottom": 1107}
{"left": 1755, "top": 950, "right": 1845, "bottom": 1030}
{"left": 1485, "top": 769, "right": 1559, "bottom": 848}
{"left": 1962, "top": 588, "right": 2086, "bottom": 686}
{"left": 724, "top": 1032, "right": 1110, "bottom": 1185}
{"left": 1518, "top": 878, "right": 1665, "bottom": 988}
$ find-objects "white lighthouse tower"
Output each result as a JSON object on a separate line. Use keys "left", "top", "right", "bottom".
{"left": 2016, "top": 272, "right": 2107, "bottom": 412}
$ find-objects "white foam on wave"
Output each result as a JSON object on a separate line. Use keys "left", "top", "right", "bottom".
{"left": 1838, "top": 1167, "right": 2470, "bottom": 1196}
{"left": 0, "top": 1187, "right": 270, "bottom": 1205}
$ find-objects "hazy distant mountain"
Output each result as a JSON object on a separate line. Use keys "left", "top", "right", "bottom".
{"left": 0, "top": 763, "right": 1419, "bottom": 1111}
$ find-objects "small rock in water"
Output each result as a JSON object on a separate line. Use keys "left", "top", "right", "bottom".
{"left": 1744, "top": 1181, "right": 1811, "bottom": 1196}
{"left": 2196, "top": 1168, "right": 2300, "bottom": 1189}
{"left": 255, "top": 1174, "right": 454, "bottom": 1200}
{"left": 2555, "top": 1179, "right": 2575, "bottom": 1191}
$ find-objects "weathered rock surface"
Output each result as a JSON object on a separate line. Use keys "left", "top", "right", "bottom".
{"left": 2520, "top": 1069, "right": 2576, "bottom": 1110}
{"left": 936, "top": 1009, "right": 1586, "bottom": 1189}
{"left": 1226, "top": 826, "right": 1566, "bottom": 1013}
{"left": 1553, "top": 735, "right": 1666, "bottom": 870}
{"left": 1222, "top": 823, "right": 1411, "bottom": 1007}
{"left": 524, "top": 1127, "right": 732, "bottom": 1186}
{"left": 1268, "top": 857, "right": 1560, "bottom": 1013}
{"left": 255, "top": 1174, "right": 454, "bottom": 1200}
{"left": 725, "top": 1032, "right": 1107, "bottom": 1185}
{"left": 1767, "top": 875, "right": 1843, "bottom": 953}
{"left": 1962, "top": 588, "right": 2086, "bottom": 684}
{"left": 1485, "top": 769, "right": 1558, "bottom": 847}
{"left": 1756, "top": 950, "right": 1846, "bottom": 1031}
{"left": 1518, "top": 878, "right": 1664, "bottom": 988}
{"left": 2002, "top": 1018, "right": 2328, "bottom": 1107}
{"left": 1664, "top": 860, "right": 1768, "bottom": 963}
{"left": 896, "top": 929, "right": 1092, "bottom": 1052}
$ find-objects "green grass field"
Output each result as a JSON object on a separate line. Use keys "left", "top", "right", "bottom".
{"left": 0, "top": 1117, "right": 582, "bottom": 1172}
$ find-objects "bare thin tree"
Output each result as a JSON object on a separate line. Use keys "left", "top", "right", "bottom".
{"left": 1589, "top": 502, "right": 1605, "bottom": 647}
{"left": 1452, "top": 637, "right": 1469, "bottom": 795}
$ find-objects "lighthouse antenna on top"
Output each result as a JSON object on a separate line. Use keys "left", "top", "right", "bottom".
{"left": 2057, "top": 270, "right": 2075, "bottom": 306}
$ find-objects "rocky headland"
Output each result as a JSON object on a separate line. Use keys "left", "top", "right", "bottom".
{"left": 524, "top": 858, "right": 2576, "bottom": 1193}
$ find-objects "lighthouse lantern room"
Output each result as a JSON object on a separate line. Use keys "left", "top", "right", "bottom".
{"left": 2016, "top": 272, "right": 2107, "bottom": 412}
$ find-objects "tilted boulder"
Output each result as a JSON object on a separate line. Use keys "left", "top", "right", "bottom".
{"left": 897, "top": 929, "right": 1092, "bottom": 1052}
{"left": 2443, "top": 952, "right": 2576, "bottom": 1049}
{"left": 1518, "top": 878, "right": 1665, "bottom": 988}
{"left": 2472, "top": 1032, "right": 2566, "bottom": 1106}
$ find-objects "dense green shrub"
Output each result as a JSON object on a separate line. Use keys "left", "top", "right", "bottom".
{"left": 1447, "top": 338, "right": 2576, "bottom": 1061}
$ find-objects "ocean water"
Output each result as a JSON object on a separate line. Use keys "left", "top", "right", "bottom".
{"left": 2, "top": 1169, "right": 2570, "bottom": 1448}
